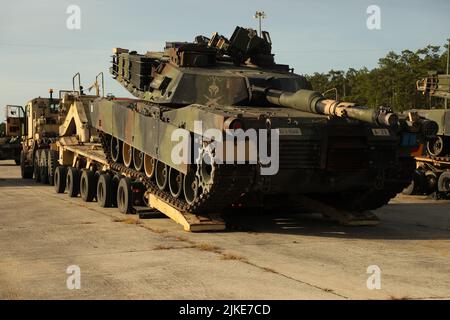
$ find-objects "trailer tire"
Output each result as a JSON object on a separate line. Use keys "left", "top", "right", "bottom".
{"left": 111, "top": 175, "right": 121, "bottom": 208}
{"left": 438, "top": 171, "right": 450, "bottom": 193}
{"left": 47, "top": 150, "right": 58, "bottom": 186}
{"left": 39, "top": 150, "right": 49, "bottom": 184}
{"left": 80, "top": 170, "right": 96, "bottom": 202}
{"left": 54, "top": 166, "right": 67, "bottom": 194}
{"left": 402, "top": 181, "right": 415, "bottom": 195}
{"left": 117, "top": 177, "right": 132, "bottom": 214}
{"left": 33, "top": 150, "right": 41, "bottom": 183}
{"left": 21, "top": 151, "right": 33, "bottom": 179}
{"left": 67, "top": 167, "right": 80, "bottom": 198}
{"left": 97, "top": 174, "right": 113, "bottom": 207}
{"left": 409, "top": 170, "right": 426, "bottom": 195}
{"left": 424, "top": 170, "right": 438, "bottom": 194}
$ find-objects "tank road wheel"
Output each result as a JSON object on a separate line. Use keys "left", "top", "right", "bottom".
{"left": 117, "top": 177, "right": 132, "bottom": 214}
{"left": 97, "top": 174, "right": 113, "bottom": 208}
{"left": 144, "top": 154, "right": 155, "bottom": 179}
{"left": 133, "top": 149, "right": 144, "bottom": 172}
{"left": 438, "top": 172, "right": 450, "bottom": 193}
{"left": 184, "top": 170, "right": 199, "bottom": 205}
{"left": 66, "top": 167, "right": 81, "bottom": 198}
{"left": 20, "top": 150, "right": 33, "bottom": 179}
{"left": 47, "top": 150, "right": 58, "bottom": 186}
{"left": 33, "top": 150, "right": 41, "bottom": 183}
{"left": 54, "top": 166, "right": 67, "bottom": 194}
{"left": 155, "top": 161, "right": 168, "bottom": 190}
{"left": 427, "top": 136, "right": 445, "bottom": 157}
{"left": 80, "top": 170, "right": 97, "bottom": 202}
{"left": 169, "top": 167, "right": 184, "bottom": 198}
{"left": 39, "top": 150, "right": 49, "bottom": 184}
{"left": 122, "top": 143, "right": 133, "bottom": 168}
{"left": 110, "top": 137, "right": 122, "bottom": 163}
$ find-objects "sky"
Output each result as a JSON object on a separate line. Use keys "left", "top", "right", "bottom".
{"left": 0, "top": 0, "right": 449, "bottom": 122}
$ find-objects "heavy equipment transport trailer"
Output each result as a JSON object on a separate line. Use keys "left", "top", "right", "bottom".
{"left": 54, "top": 137, "right": 226, "bottom": 232}
{"left": 54, "top": 137, "right": 381, "bottom": 232}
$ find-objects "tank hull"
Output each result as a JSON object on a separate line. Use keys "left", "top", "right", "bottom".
{"left": 90, "top": 98, "right": 414, "bottom": 212}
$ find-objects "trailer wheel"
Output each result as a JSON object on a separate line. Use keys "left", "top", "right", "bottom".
{"left": 80, "top": 170, "right": 96, "bottom": 202}
{"left": 54, "top": 166, "right": 67, "bottom": 194}
{"left": 402, "top": 181, "right": 415, "bottom": 195}
{"left": 66, "top": 167, "right": 80, "bottom": 198}
{"left": 109, "top": 175, "right": 120, "bottom": 208}
{"left": 39, "top": 150, "right": 49, "bottom": 184}
{"left": 47, "top": 150, "right": 58, "bottom": 186}
{"left": 117, "top": 177, "right": 132, "bottom": 214}
{"left": 424, "top": 171, "right": 438, "bottom": 194}
{"left": 33, "top": 150, "right": 41, "bottom": 182}
{"left": 97, "top": 174, "right": 113, "bottom": 208}
{"left": 20, "top": 150, "right": 33, "bottom": 179}
{"left": 438, "top": 171, "right": 450, "bottom": 193}
{"left": 427, "top": 136, "right": 445, "bottom": 157}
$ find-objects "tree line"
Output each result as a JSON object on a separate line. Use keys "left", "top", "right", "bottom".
{"left": 305, "top": 42, "right": 449, "bottom": 111}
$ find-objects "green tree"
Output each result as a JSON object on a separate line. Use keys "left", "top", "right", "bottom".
{"left": 306, "top": 41, "right": 449, "bottom": 112}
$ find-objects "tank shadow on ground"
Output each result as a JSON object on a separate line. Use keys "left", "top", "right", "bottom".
{"left": 222, "top": 205, "right": 450, "bottom": 240}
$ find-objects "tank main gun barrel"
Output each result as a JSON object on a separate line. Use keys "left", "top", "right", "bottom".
{"left": 258, "top": 87, "right": 399, "bottom": 127}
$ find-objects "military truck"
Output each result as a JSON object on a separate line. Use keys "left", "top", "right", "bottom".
{"left": 19, "top": 75, "right": 100, "bottom": 185}
{"left": 19, "top": 89, "right": 62, "bottom": 181}
{"left": 0, "top": 105, "right": 24, "bottom": 165}
{"left": 21, "top": 27, "right": 438, "bottom": 231}
{"left": 403, "top": 72, "right": 450, "bottom": 197}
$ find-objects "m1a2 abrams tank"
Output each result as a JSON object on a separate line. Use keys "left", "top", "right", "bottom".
{"left": 89, "top": 26, "right": 437, "bottom": 220}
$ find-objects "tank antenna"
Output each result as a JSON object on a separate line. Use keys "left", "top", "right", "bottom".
{"left": 253, "top": 11, "right": 266, "bottom": 36}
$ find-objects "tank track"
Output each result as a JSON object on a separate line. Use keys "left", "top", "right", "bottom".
{"left": 100, "top": 133, "right": 256, "bottom": 214}
{"left": 315, "top": 157, "right": 416, "bottom": 212}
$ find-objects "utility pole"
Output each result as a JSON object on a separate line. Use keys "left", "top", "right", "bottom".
{"left": 446, "top": 38, "right": 449, "bottom": 108}
{"left": 254, "top": 11, "right": 266, "bottom": 36}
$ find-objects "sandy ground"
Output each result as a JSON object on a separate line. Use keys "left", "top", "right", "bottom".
{"left": 0, "top": 160, "right": 449, "bottom": 300}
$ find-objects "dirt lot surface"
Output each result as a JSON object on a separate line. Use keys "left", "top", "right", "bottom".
{"left": 1, "top": 160, "right": 449, "bottom": 299}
